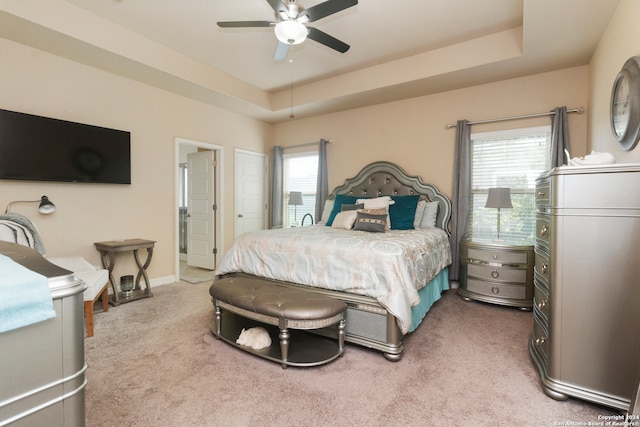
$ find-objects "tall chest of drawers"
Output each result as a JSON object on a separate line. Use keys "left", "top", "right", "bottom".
{"left": 529, "top": 164, "right": 640, "bottom": 411}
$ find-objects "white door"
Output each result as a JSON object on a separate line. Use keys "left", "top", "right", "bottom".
{"left": 187, "top": 150, "right": 216, "bottom": 269}
{"left": 235, "top": 150, "right": 266, "bottom": 237}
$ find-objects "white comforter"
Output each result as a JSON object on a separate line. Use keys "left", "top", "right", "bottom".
{"left": 215, "top": 225, "right": 452, "bottom": 334}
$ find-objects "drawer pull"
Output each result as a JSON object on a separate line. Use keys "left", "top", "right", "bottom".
{"left": 491, "top": 286, "right": 500, "bottom": 294}
{"left": 537, "top": 299, "right": 547, "bottom": 310}
{"left": 540, "top": 263, "right": 548, "bottom": 274}
{"left": 540, "top": 225, "right": 548, "bottom": 236}
{"left": 537, "top": 191, "right": 546, "bottom": 197}
{"left": 535, "top": 336, "right": 546, "bottom": 346}
{"left": 491, "top": 270, "right": 500, "bottom": 279}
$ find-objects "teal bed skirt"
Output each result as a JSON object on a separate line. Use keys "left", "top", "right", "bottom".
{"left": 409, "top": 268, "right": 450, "bottom": 333}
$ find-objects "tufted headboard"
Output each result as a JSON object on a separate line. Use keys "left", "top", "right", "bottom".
{"left": 329, "top": 161, "right": 451, "bottom": 234}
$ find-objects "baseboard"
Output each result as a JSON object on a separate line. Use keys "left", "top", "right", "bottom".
{"left": 151, "top": 275, "right": 177, "bottom": 287}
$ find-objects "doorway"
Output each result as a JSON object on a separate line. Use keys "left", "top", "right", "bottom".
{"left": 175, "top": 138, "right": 224, "bottom": 283}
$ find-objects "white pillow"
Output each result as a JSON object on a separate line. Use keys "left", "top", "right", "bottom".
{"left": 320, "top": 199, "right": 334, "bottom": 224}
{"left": 357, "top": 196, "right": 394, "bottom": 230}
{"left": 357, "top": 195, "right": 395, "bottom": 210}
{"left": 331, "top": 210, "right": 357, "bottom": 229}
{"left": 414, "top": 200, "right": 426, "bottom": 229}
{"left": 420, "top": 201, "right": 439, "bottom": 228}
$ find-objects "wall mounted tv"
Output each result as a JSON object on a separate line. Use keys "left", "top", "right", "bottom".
{"left": 0, "top": 108, "right": 131, "bottom": 184}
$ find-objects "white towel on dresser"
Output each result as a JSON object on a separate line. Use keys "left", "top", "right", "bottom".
{"left": 0, "top": 254, "right": 56, "bottom": 334}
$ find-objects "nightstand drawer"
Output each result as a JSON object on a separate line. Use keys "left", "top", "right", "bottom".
{"left": 467, "top": 264, "right": 527, "bottom": 283}
{"left": 467, "top": 248, "right": 529, "bottom": 265}
{"left": 465, "top": 278, "right": 527, "bottom": 300}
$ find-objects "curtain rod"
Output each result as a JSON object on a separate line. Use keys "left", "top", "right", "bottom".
{"left": 274, "top": 139, "right": 332, "bottom": 151}
{"left": 444, "top": 106, "right": 584, "bottom": 129}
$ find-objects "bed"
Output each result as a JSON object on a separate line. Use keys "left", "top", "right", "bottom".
{"left": 213, "top": 161, "right": 452, "bottom": 361}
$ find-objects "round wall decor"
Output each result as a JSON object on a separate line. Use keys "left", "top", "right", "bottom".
{"left": 610, "top": 56, "right": 640, "bottom": 151}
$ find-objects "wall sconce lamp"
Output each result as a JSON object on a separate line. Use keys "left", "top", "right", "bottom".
{"left": 4, "top": 195, "right": 56, "bottom": 215}
{"left": 485, "top": 188, "right": 512, "bottom": 241}
{"left": 288, "top": 191, "right": 303, "bottom": 226}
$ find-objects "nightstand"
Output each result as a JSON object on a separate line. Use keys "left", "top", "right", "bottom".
{"left": 458, "top": 239, "right": 534, "bottom": 310}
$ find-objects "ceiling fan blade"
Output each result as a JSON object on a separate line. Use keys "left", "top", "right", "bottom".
{"left": 307, "top": 27, "right": 350, "bottom": 53}
{"left": 217, "top": 21, "right": 274, "bottom": 28}
{"left": 265, "top": 0, "right": 287, "bottom": 14}
{"left": 274, "top": 42, "right": 290, "bottom": 61}
{"left": 303, "top": 0, "right": 358, "bottom": 22}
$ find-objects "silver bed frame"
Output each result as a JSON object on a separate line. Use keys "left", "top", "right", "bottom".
{"left": 224, "top": 161, "right": 452, "bottom": 361}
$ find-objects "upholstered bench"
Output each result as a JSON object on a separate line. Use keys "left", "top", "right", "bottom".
{"left": 210, "top": 276, "right": 347, "bottom": 369}
{"left": 47, "top": 256, "right": 109, "bottom": 338}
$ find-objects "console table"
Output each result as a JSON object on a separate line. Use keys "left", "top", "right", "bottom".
{"left": 94, "top": 238, "right": 156, "bottom": 306}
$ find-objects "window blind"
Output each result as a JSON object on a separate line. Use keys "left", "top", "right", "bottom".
{"left": 470, "top": 126, "right": 551, "bottom": 243}
{"left": 283, "top": 153, "right": 318, "bottom": 226}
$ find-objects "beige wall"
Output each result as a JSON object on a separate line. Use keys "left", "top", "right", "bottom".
{"left": 0, "top": 38, "right": 270, "bottom": 283}
{"left": 589, "top": 0, "right": 640, "bottom": 162}
{"left": 273, "top": 66, "right": 590, "bottom": 198}
{"left": 0, "top": 29, "right": 595, "bottom": 285}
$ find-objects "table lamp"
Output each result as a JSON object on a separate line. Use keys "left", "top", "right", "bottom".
{"left": 288, "top": 191, "right": 303, "bottom": 226}
{"left": 485, "top": 188, "right": 512, "bottom": 241}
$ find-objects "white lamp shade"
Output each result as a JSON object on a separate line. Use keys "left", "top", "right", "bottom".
{"left": 275, "top": 21, "right": 307, "bottom": 45}
{"left": 485, "top": 188, "right": 512, "bottom": 209}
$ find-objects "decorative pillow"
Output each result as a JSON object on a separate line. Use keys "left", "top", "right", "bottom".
{"left": 320, "top": 199, "right": 334, "bottom": 224}
{"left": 356, "top": 208, "right": 390, "bottom": 230}
{"left": 420, "top": 201, "right": 439, "bottom": 228}
{"left": 341, "top": 203, "right": 365, "bottom": 211}
{"left": 359, "top": 208, "right": 387, "bottom": 216}
{"left": 414, "top": 200, "right": 427, "bottom": 229}
{"left": 389, "top": 195, "right": 420, "bottom": 230}
{"left": 356, "top": 196, "right": 395, "bottom": 210}
{"left": 353, "top": 212, "right": 387, "bottom": 233}
{"left": 331, "top": 211, "right": 358, "bottom": 229}
{"left": 326, "top": 194, "right": 359, "bottom": 226}
{"left": 356, "top": 196, "right": 394, "bottom": 230}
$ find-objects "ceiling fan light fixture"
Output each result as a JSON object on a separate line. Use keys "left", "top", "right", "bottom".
{"left": 275, "top": 20, "right": 307, "bottom": 45}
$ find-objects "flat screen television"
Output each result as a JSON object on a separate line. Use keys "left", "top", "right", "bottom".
{"left": 0, "top": 108, "right": 131, "bottom": 184}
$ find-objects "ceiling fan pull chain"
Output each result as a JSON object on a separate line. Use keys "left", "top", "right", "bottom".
{"left": 290, "top": 59, "right": 295, "bottom": 119}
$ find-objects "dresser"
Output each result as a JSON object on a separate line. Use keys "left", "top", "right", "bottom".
{"left": 529, "top": 164, "right": 640, "bottom": 411}
{"left": 458, "top": 239, "right": 534, "bottom": 309}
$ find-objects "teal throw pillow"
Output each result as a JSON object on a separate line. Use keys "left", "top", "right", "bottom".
{"left": 389, "top": 195, "right": 420, "bottom": 230}
{"left": 326, "top": 194, "right": 360, "bottom": 226}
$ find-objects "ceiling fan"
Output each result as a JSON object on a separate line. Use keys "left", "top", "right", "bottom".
{"left": 217, "top": 0, "right": 358, "bottom": 61}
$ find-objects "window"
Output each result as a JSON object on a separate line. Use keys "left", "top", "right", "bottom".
{"left": 470, "top": 126, "right": 551, "bottom": 244}
{"left": 283, "top": 153, "right": 318, "bottom": 226}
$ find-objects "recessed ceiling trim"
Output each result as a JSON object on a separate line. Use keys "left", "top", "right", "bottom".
{"left": 271, "top": 27, "right": 523, "bottom": 112}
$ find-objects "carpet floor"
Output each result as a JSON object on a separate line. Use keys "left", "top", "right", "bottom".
{"left": 84, "top": 281, "right": 619, "bottom": 426}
